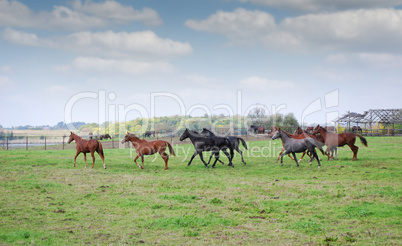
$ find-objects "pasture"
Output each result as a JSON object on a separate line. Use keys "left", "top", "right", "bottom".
{"left": 0, "top": 137, "right": 401, "bottom": 245}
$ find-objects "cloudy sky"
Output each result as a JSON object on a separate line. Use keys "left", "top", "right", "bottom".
{"left": 1, "top": 0, "right": 401, "bottom": 128}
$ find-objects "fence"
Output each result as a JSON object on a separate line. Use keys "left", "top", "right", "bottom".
{"left": 1, "top": 127, "right": 400, "bottom": 151}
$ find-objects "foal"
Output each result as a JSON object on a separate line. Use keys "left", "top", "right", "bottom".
{"left": 68, "top": 132, "right": 106, "bottom": 169}
{"left": 271, "top": 129, "right": 324, "bottom": 168}
{"left": 121, "top": 132, "right": 175, "bottom": 170}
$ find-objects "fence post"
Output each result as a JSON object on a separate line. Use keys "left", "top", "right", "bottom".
{"left": 45, "top": 137, "right": 47, "bottom": 151}
{"left": 112, "top": 136, "right": 114, "bottom": 148}
{"left": 26, "top": 137, "right": 28, "bottom": 151}
{"left": 63, "top": 136, "right": 65, "bottom": 150}
{"left": 6, "top": 137, "right": 8, "bottom": 151}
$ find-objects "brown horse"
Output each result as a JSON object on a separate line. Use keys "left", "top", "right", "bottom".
{"left": 68, "top": 132, "right": 106, "bottom": 169}
{"left": 257, "top": 127, "right": 265, "bottom": 134}
{"left": 305, "top": 127, "right": 314, "bottom": 133}
{"left": 312, "top": 125, "right": 368, "bottom": 161}
{"left": 121, "top": 132, "right": 175, "bottom": 170}
{"left": 324, "top": 126, "right": 337, "bottom": 133}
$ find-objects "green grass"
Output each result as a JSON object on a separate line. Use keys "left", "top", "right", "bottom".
{"left": 0, "top": 137, "right": 401, "bottom": 245}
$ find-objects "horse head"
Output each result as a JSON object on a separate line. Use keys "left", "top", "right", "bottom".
{"left": 121, "top": 132, "right": 132, "bottom": 144}
{"left": 201, "top": 128, "right": 214, "bottom": 137}
{"left": 67, "top": 132, "right": 75, "bottom": 143}
{"left": 179, "top": 129, "right": 190, "bottom": 141}
{"left": 271, "top": 129, "right": 281, "bottom": 140}
{"left": 311, "top": 125, "right": 324, "bottom": 135}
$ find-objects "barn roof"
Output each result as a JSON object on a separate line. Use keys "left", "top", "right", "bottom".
{"left": 334, "top": 109, "right": 402, "bottom": 124}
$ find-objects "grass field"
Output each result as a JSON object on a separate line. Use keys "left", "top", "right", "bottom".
{"left": 0, "top": 137, "right": 401, "bottom": 245}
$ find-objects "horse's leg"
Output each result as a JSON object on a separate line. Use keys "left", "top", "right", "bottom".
{"left": 276, "top": 147, "right": 285, "bottom": 163}
{"left": 280, "top": 150, "right": 291, "bottom": 166}
{"left": 187, "top": 151, "right": 198, "bottom": 166}
{"left": 222, "top": 149, "right": 233, "bottom": 167}
{"left": 73, "top": 151, "right": 80, "bottom": 167}
{"left": 312, "top": 149, "right": 321, "bottom": 168}
{"left": 96, "top": 148, "right": 106, "bottom": 169}
{"left": 133, "top": 154, "right": 142, "bottom": 169}
{"left": 298, "top": 151, "right": 306, "bottom": 163}
{"left": 238, "top": 149, "right": 246, "bottom": 165}
{"left": 211, "top": 151, "right": 220, "bottom": 168}
{"left": 83, "top": 153, "right": 87, "bottom": 168}
{"left": 198, "top": 151, "right": 209, "bottom": 168}
{"left": 159, "top": 151, "right": 169, "bottom": 170}
{"left": 334, "top": 147, "right": 338, "bottom": 160}
{"left": 291, "top": 152, "right": 299, "bottom": 167}
{"left": 350, "top": 145, "right": 359, "bottom": 161}
{"left": 140, "top": 155, "right": 145, "bottom": 169}
{"left": 90, "top": 151, "right": 96, "bottom": 168}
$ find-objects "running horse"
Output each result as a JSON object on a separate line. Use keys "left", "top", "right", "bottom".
{"left": 121, "top": 132, "right": 175, "bottom": 170}
{"left": 312, "top": 125, "right": 368, "bottom": 161}
{"left": 271, "top": 129, "right": 324, "bottom": 168}
{"left": 68, "top": 132, "right": 106, "bottom": 169}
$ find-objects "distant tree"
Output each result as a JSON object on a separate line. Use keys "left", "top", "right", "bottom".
{"left": 247, "top": 107, "right": 269, "bottom": 128}
{"left": 282, "top": 113, "right": 299, "bottom": 132}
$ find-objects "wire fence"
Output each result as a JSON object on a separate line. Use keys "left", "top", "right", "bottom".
{"left": 1, "top": 127, "right": 400, "bottom": 151}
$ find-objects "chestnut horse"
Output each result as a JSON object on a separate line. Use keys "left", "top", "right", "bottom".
{"left": 121, "top": 132, "right": 175, "bottom": 170}
{"left": 68, "top": 132, "right": 106, "bottom": 169}
{"left": 312, "top": 125, "right": 368, "bottom": 161}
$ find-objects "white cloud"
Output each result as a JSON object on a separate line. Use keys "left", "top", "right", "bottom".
{"left": 54, "top": 56, "right": 175, "bottom": 75}
{"left": 187, "top": 8, "right": 402, "bottom": 53}
{"left": 0, "top": 75, "right": 12, "bottom": 87}
{"left": 3, "top": 29, "right": 193, "bottom": 58}
{"left": 0, "top": 0, "right": 161, "bottom": 30}
{"left": 238, "top": 0, "right": 402, "bottom": 12}
{"left": 71, "top": 0, "right": 162, "bottom": 26}
{"left": 186, "top": 8, "right": 275, "bottom": 45}
{"left": 239, "top": 76, "right": 295, "bottom": 90}
{"left": 326, "top": 53, "right": 402, "bottom": 68}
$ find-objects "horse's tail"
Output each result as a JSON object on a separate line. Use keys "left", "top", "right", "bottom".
{"left": 311, "top": 138, "right": 325, "bottom": 155}
{"left": 237, "top": 137, "right": 248, "bottom": 150}
{"left": 97, "top": 141, "right": 105, "bottom": 157}
{"left": 166, "top": 142, "right": 176, "bottom": 156}
{"left": 356, "top": 134, "right": 368, "bottom": 147}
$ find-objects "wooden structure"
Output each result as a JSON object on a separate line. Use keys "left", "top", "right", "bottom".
{"left": 334, "top": 109, "right": 402, "bottom": 135}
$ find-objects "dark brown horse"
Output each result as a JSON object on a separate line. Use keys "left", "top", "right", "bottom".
{"left": 352, "top": 126, "right": 362, "bottom": 134}
{"left": 121, "top": 132, "right": 175, "bottom": 170}
{"left": 68, "top": 132, "right": 106, "bottom": 169}
{"left": 257, "top": 127, "right": 265, "bottom": 134}
{"left": 99, "top": 134, "right": 111, "bottom": 140}
{"left": 312, "top": 125, "right": 368, "bottom": 161}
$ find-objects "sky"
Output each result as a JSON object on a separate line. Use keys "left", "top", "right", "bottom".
{"left": 1, "top": 0, "right": 402, "bottom": 128}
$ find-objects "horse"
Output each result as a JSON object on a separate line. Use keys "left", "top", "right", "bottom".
{"left": 67, "top": 132, "right": 106, "bottom": 169}
{"left": 200, "top": 128, "right": 248, "bottom": 164}
{"left": 270, "top": 126, "right": 326, "bottom": 163}
{"left": 305, "top": 127, "right": 314, "bottom": 133}
{"left": 144, "top": 131, "right": 155, "bottom": 138}
{"left": 271, "top": 129, "right": 324, "bottom": 168}
{"left": 312, "top": 125, "right": 368, "bottom": 161}
{"left": 352, "top": 126, "right": 362, "bottom": 134}
{"left": 179, "top": 128, "right": 234, "bottom": 168}
{"left": 257, "top": 126, "right": 265, "bottom": 134}
{"left": 325, "top": 126, "right": 337, "bottom": 133}
{"left": 121, "top": 132, "right": 175, "bottom": 170}
{"left": 249, "top": 125, "right": 259, "bottom": 133}
{"left": 99, "top": 134, "right": 111, "bottom": 140}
